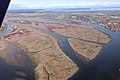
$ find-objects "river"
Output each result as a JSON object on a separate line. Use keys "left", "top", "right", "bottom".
{"left": 0, "top": 22, "right": 35, "bottom": 80}
{"left": 1, "top": 19, "right": 120, "bottom": 80}
{"left": 31, "top": 20, "right": 120, "bottom": 80}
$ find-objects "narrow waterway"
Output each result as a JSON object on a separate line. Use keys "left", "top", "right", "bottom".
{"left": 2, "top": 19, "right": 120, "bottom": 80}
{"left": 71, "top": 24, "right": 120, "bottom": 80}
{"left": 36, "top": 20, "right": 120, "bottom": 80}
{"left": 0, "top": 22, "right": 35, "bottom": 80}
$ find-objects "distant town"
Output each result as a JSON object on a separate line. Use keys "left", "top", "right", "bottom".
{"left": 7, "top": 8, "right": 120, "bottom": 31}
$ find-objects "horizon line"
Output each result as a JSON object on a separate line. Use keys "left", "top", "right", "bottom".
{"left": 9, "top": 2, "right": 120, "bottom": 9}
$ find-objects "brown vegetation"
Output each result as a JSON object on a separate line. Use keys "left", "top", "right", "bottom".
{"left": 68, "top": 38, "right": 102, "bottom": 61}
{"left": 52, "top": 25, "right": 111, "bottom": 44}
{"left": 4, "top": 26, "right": 79, "bottom": 80}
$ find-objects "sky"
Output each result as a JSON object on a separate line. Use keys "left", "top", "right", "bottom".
{"left": 9, "top": 0, "right": 120, "bottom": 9}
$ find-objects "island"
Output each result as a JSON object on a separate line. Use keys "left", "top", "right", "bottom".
{"left": 2, "top": 9, "right": 116, "bottom": 80}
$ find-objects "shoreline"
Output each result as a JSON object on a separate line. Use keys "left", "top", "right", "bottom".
{"left": 4, "top": 25, "right": 79, "bottom": 80}
{"left": 3, "top": 21, "right": 112, "bottom": 80}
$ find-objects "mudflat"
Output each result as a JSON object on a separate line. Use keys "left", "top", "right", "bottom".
{"left": 4, "top": 25, "right": 79, "bottom": 80}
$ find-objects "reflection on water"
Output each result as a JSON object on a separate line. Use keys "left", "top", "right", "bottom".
{"left": 2, "top": 19, "right": 120, "bottom": 80}
{"left": 0, "top": 57, "right": 35, "bottom": 80}
{"left": 0, "top": 22, "right": 35, "bottom": 80}
{"left": 38, "top": 20, "right": 120, "bottom": 80}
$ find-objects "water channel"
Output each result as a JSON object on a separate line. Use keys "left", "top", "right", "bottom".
{"left": 0, "top": 22, "right": 35, "bottom": 80}
{"left": 1, "top": 19, "right": 120, "bottom": 80}
{"left": 34, "top": 20, "right": 120, "bottom": 80}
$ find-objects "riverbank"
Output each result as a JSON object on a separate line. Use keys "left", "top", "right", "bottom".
{"left": 51, "top": 24, "right": 111, "bottom": 44}
{"left": 47, "top": 23, "right": 111, "bottom": 61}
{"left": 0, "top": 40, "right": 35, "bottom": 80}
{"left": 3, "top": 19, "right": 112, "bottom": 79}
{"left": 0, "top": 23, "right": 7, "bottom": 31}
{"left": 4, "top": 25, "right": 79, "bottom": 80}
{"left": 5, "top": 10, "right": 120, "bottom": 80}
{"left": 0, "top": 40, "right": 6, "bottom": 50}
{"left": 34, "top": 22, "right": 111, "bottom": 61}
{"left": 68, "top": 38, "right": 102, "bottom": 61}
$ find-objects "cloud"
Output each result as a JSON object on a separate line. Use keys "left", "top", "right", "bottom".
{"left": 10, "top": 0, "right": 20, "bottom": 4}
{"left": 102, "top": 3, "right": 120, "bottom": 6}
{"left": 9, "top": 2, "right": 120, "bottom": 9}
